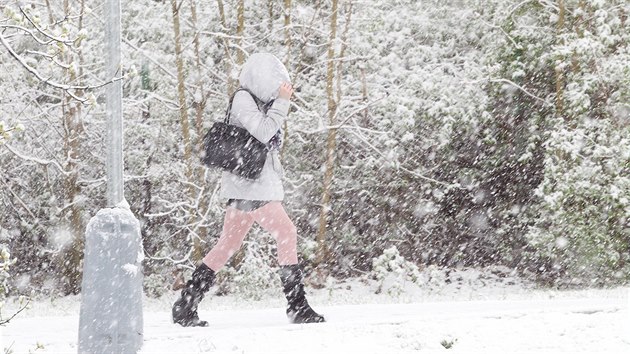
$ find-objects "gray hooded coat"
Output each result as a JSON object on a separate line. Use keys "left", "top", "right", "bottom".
{"left": 220, "top": 53, "right": 290, "bottom": 201}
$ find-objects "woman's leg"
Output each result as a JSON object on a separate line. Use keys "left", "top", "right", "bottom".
{"left": 250, "top": 201, "right": 298, "bottom": 266}
{"left": 202, "top": 207, "right": 255, "bottom": 271}
{"left": 252, "top": 202, "right": 324, "bottom": 323}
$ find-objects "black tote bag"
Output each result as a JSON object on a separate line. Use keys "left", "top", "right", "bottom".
{"left": 201, "top": 89, "right": 269, "bottom": 180}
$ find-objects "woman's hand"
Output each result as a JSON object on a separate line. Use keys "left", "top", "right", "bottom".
{"left": 278, "top": 82, "right": 294, "bottom": 100}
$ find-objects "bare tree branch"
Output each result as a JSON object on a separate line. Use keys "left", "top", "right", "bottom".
{"left": 3, "top": 143, "right": 70, "bottom": 176}
{"left": 489, "top": 78, "right": 553, "bottom": 106}
{"left": 19, "top": 7, "right": 74, "bottom": 45}
{"left": 293, "top": 95, "right": 386, "bottom": 134}
{"left": 0, "top": 24, "right": 65, "bottom": 46}
{"left": 345, "top": 127, "right": 458, "bottom": 188}
{"left": 0, "top": 298, "right": 31, "bottom": 326}
{"left": 0, "top": 176, "right": 37, "bottom": 219}
{"left": 463, "top": 77, "right": 553, "bottom": 106}
{"left": 0, "top": 33, "right": 122, "bottom": 102}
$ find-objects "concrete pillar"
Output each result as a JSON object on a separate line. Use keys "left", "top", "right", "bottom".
{"left": 78, "top": 207, "right": 143, "bottom": 354}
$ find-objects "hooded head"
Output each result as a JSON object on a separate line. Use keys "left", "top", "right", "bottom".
{"left": 238, "top": 53, "right": 290, "bottom": 103}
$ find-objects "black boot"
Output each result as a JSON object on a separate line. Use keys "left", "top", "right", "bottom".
{"left": 172, "top": 263, "right": 215, "bottom": 327}
{"left": 278, "top": 265, "right": 325, "bottom": 324}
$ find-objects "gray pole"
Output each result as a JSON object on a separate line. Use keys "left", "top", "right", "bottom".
{"left": 105, "top": 0, "right": 124, "bottom": 207}
{"left": 78, "top": 0, "right": 143, "bottom": 352}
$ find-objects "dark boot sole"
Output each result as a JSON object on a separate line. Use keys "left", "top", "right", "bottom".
{"left": 174, "top": 319, "right": 209, "bottom": 327}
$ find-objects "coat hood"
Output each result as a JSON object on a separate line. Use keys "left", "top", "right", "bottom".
{"left": 238, "top": 53, "right": 290, "bottom": 103}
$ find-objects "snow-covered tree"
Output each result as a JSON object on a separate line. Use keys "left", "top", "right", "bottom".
{"left": 521, "top": 0, "right": 630, "bottom": 284}
{"left": 480, "top": 0, "right": 630, "bottom": 284}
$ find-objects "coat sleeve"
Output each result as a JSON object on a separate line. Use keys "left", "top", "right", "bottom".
{"left": 231, "top": 91, "right": 290, "bottom": 143}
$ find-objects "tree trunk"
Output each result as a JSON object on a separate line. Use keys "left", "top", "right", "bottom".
{"left": 268, "top": 0, "right": 274, "bottom": 31}
{"left": 170, "top": 0, "right": 193, "bottom": 182}
{"left": 293, "top": 0, "right": 323, "bottom": 81}
{"left": 171, "top": 0, "right": 202, "bottom": 261}
{"left": 360, "top": 66, "right": 369, "bottom": 124}
{"left": 43, "top": 0, "right": 54, "bottom": 24}
{"left": 555, "top": 0, "right": 565, "bottom": 116}
{"left": 236, "top": 0, "right": 245, "bottom": 66}
{"left": 229, "top": 0, "right": 248, "bottom": 270}
{"left": 190, "top": 0, "right": 208, "bottom": 161}
{"left": 59, "top": 0, "right": 85, "bottom": 295}
{"left": 217, "top": 0, "right": 235, "bottom": 93}
{"left": 336, "top": 1, "right": 353, "bottom": 104}
{"left": 281, "top": 0, "right": 292, "bottom": 159}
{"left": 284, "top": 0, "right": 292, "bottom": 68}
{"left": 190, "top": 0, "right": 209, "bottom": 248}
{"left": 315, "top": 0, "right": 340, "bottom": 269}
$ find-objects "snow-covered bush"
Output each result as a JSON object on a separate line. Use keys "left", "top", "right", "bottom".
{"left": 0, "top": 244, "right": 15, "bottom": 301}
{"left": 143, "top": 272, "right": 169, "bottom": 299}
{"left": 0, "top": 121, "right": 24, "bottom": 144}
{"left": 216, "top": 235, "right": 280, "bottom": 301}
{"left": 0, "top": 121, "right": 8, "bottom": 143}
{"left": 325, "top": 0, "right": 494, "bottom": 270}
{"left": 370, "top": 246, "right": 421, "bottom": 296}
{"left": 298, "top": 238, "right": 318, "bottom": 264}
{"left": 0, "top": 241, "right": 19, "bottom": 324}
{"left": 527, "top": 118, "right": 630, "bottom": 284}
{"left": 477, "top": 0, "right": 630, "bottom": 284}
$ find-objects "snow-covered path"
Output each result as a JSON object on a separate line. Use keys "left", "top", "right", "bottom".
{"left": 143, "top": 297, "right": 629, "bottom": 354}
{"left": 3, "top": 290, "right": 629, "bottom": 354}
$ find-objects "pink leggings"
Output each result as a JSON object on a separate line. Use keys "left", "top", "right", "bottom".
{"left": 202, "top": 201, "right": 298, "bottom": 272}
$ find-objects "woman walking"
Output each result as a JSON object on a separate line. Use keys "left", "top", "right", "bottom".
{"left": 172, "top": 53, "right": 325, "bottom": 327}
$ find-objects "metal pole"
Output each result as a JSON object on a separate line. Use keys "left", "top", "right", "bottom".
{"left": 78, "top": 1, "right": 143, "bottom": 352}
{"left": 105, "top": 0, "right": 124, "bottom": 206}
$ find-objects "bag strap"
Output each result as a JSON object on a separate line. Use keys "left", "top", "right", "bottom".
{"left": 224, "top": 88, "right": 266, "bottom": 124}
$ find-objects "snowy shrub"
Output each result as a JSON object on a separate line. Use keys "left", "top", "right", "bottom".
{"left": 0, "top": 121, "right": 8, "bottom": 143}
{"left": 0, "top": 121, "right": 23, "bottom": 143}
{"left": 370, "top": 246, "right": 421, "bottom": 296}
{"left": 298, "top": 238, "right": 318, "bottom": 263}
{"left": 217, "top": 236, "right": 280, "bottom": 300}
{"left": 473, "top": 0, "right": 630, "bottom": 285}
{"left": 440, "top": 337, "right": 458, "bottom": 349}
{"left": 0, "top": 243, "right": 15, "bottom": 301}
{"left": 527, "top": 119, "right": 630, "bottom": 284}
{"left": 424, "top": 264, "right": 449, "bottom": 293}
{"left": 327, "top": 0, "right": 495, "bottom": 271}
{"left": 488, "top": 0, "right": 630, "bottom": 285}
{"left": 143, "top": 273, "right": 169, "bottom": 299}
{"left": 0, "top": 242, "right": 21, "bottom": 325}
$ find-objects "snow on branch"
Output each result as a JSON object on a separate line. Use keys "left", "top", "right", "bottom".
{"left": 3, "top": 143, "right": 70, "bottom": 176}
{"left": 0, "top": 32, "right": 121, "bottom": 102}
{"left": 17, "top": 7, "right": 75, "bottom": 45}
{"left": 489, "top": 78, "right": 553, "bottom": 106}
{"left": 292, "top": 95, "right": 386, "bottom": 135}
{"left": 331, "top": 95, "right": 387, "bottom": 130}
{"left": 479, "top": 19, "right": 523, "bottom": 50}
{"left": 121, "top": 36, "right": 177, "bottom": 81}
{"left": 0, "top": 298, "right": 30, "bottom": 326}
{"left": 0, "top": 177, "right": 37, "bottom": 220}
{"left": 0, "top": 24, "right": 68, "bottom": 46}
{"left": 348, "top": 127, "right": 457, "bottom": 188}
{"left": 464, "top": 77, "right": 553, "bottom": 107}
{"left": 143, "top": 246, "right": 194, "bottom": 268}
{"left": 199, "top": 31, "right": 250, "bottom": 40}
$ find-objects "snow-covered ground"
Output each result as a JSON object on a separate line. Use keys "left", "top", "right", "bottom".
{"left": 2, "top": 269, "right": 629, "bottom": 354}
